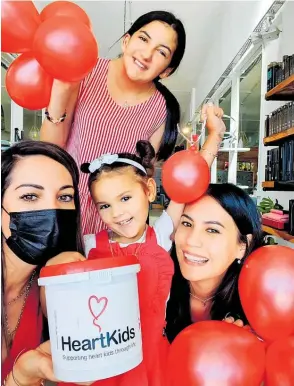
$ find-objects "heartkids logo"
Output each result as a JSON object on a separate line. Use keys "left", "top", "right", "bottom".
{"left": 88, "top": 295, "right": 108, "bottom": 332}
{"left": 60, "top": 294, "right": 136, "bottom": 352}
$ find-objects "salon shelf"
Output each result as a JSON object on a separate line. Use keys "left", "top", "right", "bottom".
{"left": 262, "top": 181, "right": 294, "bottom": 191}
{"left": 263, "top": 127, "right": 294, "bottom": 146}
{"left": 265, "top": 74, "right": 294, "bottom": 101}
{"left": 262, "top": 225, "right": 294, "bottom": 244}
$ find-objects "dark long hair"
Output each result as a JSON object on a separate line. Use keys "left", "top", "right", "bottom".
{"left": 1, "top": 141, "right": 84, "bottom": 347}
{"left": 125, "top": 11, "right": 186, "bottom": 161}
{"left": 165, "top": 183, "right": 264, "bottom": 343}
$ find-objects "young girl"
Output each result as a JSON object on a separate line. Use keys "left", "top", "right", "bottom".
{"left": 81, "top": 140, "right": 177, "bottom": 386}
{"left": 79, "top": 110, "right": 225, "bottom": 386}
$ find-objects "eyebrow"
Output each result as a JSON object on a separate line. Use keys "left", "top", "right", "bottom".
{"left": 118, "top": 190, "right": 131, "bottom": 198}
{"left": 140, "top": 30, "right": 172, "bottom": 55}
{"left": 204, "top": 221, "right": 225, "bottom": 229}
{"left": 181, "top": 214, "right": 194, "bottom": 222}
{"left": 181, "top": 214, "right": 225, "bottom": 228}
{"left": 15, "top": 184, "right": 74, "bottom": 191}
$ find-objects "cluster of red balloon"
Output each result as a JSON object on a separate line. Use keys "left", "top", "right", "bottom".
{"left": 2, "top": 1, "right": 98, "bottom": 110}
{"left": 239, "top": 245, "right": 294, "bottom": 385}
{"left": 162, "top": 153, "right": 294, "bottom": 385}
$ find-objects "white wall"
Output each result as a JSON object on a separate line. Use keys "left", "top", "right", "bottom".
{"left": 194, "top": 0, "right": 275, "bottom": 108}
{"left": 256, "top": 0, "right": 294, "bottom": 211}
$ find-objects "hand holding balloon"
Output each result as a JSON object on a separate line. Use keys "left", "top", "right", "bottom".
{"left": 2, "top": 1, "right": 98, "bottom": 110}
{"left": 201, "top": 103, "right": 226, "bottom": 141}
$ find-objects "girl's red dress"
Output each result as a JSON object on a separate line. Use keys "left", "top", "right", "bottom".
{"left": 61, "top": 226, "right": 173, "bottom": 386}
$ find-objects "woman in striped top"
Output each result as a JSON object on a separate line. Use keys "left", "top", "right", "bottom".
{"left": 41, "top": 10, "right": 222, "bottom": 235}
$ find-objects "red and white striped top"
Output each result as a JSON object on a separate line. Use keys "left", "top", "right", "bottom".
{"left": 66, "top": 58, "right": 167, "bottom": 235}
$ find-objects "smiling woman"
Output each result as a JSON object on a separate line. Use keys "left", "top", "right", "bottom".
{"left": 1, "top": 140, "right": 84, "bottom": 385}
{"left": 165, "top": 183, "right": 264, "bottom": 343}
{"left": 40, "top": 11, "right": 189, "bottom": 235}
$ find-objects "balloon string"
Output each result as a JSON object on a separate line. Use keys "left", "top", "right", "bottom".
{"left": 178, "top": 114, "right": 236, "bottom": 146}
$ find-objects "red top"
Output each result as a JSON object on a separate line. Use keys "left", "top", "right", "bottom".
{"left": 1, "top": 281, "right": 43, "bottom": 383}
{"left": 66, "top": 58, "right": 167, "bottom": 235}
{"left": 60, "top": 226, "right": 173, "bottom": 386}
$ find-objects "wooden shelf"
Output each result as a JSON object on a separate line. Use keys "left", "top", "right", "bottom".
{"left": 265, "top": 74, "right": 294, "bottom": 101}
{"left": 264, "top": 127, "right": 294, "bottom": 146}
{"left": 262, "top": 225, "right": 294, "bottom": 243}
{"left": 262, "top": 181, "right": 274, "bottom": 188}
{"left": 262, "top": 181, "right": 294, "bottom": 191}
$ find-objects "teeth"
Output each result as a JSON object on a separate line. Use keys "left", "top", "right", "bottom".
{"left": 134, "top": 59, "right": 145, "bottom": 69}
{"left": 118, "top": 218, "right": 132, "bottom": 226}
{"left": 184, "top": 253, "right": 208, "bottom": 263}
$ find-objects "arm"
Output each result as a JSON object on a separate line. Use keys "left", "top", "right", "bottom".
{"left": 4, "top": 341, "right": 93, "bottom": 386}
{"left": 40, "top": 80, "right": 81, "bottom": 148}
{"left": 149, "top": 122, "right": 165, "bottom": 154}
{"left": 166, "top": 104, "right": 226, "bottom": 229}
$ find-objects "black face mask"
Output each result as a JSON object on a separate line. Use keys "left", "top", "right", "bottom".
{"left": 2, "top": 208, "right": 78, "bottom": 266}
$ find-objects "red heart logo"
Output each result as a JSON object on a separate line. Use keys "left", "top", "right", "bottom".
{"left": 88, "top": 295, "right": 108, "bottom": 331}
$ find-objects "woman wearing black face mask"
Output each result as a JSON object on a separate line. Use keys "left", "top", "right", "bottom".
{"left": 1, "top": 141, "right": 85, "bottom": 386}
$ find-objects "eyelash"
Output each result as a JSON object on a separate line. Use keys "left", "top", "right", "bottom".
{"left": 181, "top": 221, "right": 220, "bottom": 234}
{"left": 122, "top": 196, "right": 131, "bottom": 202}
{"left": 207, "top": 228, "right": 220, "bottom": 234}
{"left": 99, "top": 196, "right": 131, "bottom": 211}
{"left": 138, "top": 36, "right": 167, "bottom": 57}
{"left": 20, "top": 193, "right": 74, "bottom": 203}
{"left": 158, "top": 50, "right": 167, "bottom": 57}
{"left": 181, "top": 221, "right": 192, "bottom": 227}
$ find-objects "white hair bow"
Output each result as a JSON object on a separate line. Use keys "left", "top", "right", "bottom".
{"left": 88, "top": 154, "right": 119, "bottom": 173}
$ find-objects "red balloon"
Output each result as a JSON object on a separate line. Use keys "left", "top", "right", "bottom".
{"left": 239, "top": 246, "right": 294, "bottom": 343}
{"left": 6, "top": 53, "right": 53, "bottom": 110}
{"left": 1, "top": 0, "right": 41, "bottom": 53}
{"left": 162, "top": 150, "right": 210, "bottom": 203}
{"left": 33, "top": 16, "right": 98, "bottom": 82}
{"left": 167, "top": 321, "right": 265, "bottom": 386}
{"left": 265, "top": 336, "right": 294, "bottom": 386}
{"left": 40, "top": 1, "right": 91, "bottom": 28}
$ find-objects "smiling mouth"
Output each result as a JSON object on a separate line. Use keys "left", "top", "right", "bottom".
{"left": 116, "top": 218, "right": 133, "bottom": 226}
{"left": 133, "top": 58, "right": 147, "bottom": 70}
{"left": 183, "top": 252, "right": 209, "bottom": 265}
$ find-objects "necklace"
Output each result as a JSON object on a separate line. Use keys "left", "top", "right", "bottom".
{"left": 189, "top": 283, "right": 218, "bottom": 307}
{"left": 3, "top": 270, "right": 37, "bottom": 346}
{"left": 109, "top": 230, "right": 144, "bottom": 259}
{"left": 122, "top": 83, "right": 154, "bottom": 108}
{"left": 189, "top": 291, "right": 216, "bottom": 307}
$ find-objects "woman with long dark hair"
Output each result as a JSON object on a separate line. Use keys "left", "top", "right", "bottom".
{"left": 165, "top": 183, "right": 264, "bottom": 343}
{"left": 1, "top": 141, "right": 84, "bottom": 385}
{"left": 40, "top": 10, "right": 225, "bottom": 235}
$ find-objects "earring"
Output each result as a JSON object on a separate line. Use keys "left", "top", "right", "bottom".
{"left": 237, "top": 258, "right": 242, "bottom": 264}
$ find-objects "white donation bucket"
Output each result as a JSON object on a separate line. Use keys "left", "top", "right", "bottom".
{"left": 38, "top": 255, "right": 142, "bottom": 383}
